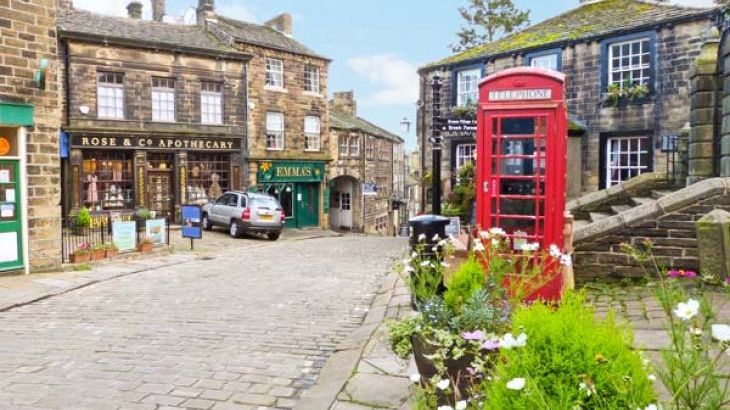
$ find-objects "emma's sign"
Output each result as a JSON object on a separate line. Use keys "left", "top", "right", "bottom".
{"left": 489, "top": 88, "right": 552, "bottom": 101}
{"left": 70, "top": 135, "right": 241, "bottom": 151}
{"left": 258, "top": 160, "right": 325, "bottom": 183}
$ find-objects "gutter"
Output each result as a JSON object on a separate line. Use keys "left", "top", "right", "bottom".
{"left": 419, "top": 9, "right": 720, "bottom": 73}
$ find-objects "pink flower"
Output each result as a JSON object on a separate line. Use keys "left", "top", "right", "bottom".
{"left": 726, "top": 276, "right": 730, "bottom": 286}
{"left": 668, "top": 269, "right": 697, "bottom": 279}
{"left": 481, "top": 339, "right": 500, "bottom": 350}
{"left": 462, "top": 330, "right": 485, "bottom": 341}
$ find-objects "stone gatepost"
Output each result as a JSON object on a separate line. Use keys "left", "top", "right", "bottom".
{"left": 687, "top": 28, "right": 720, "bottom": 185}
{"left": 696, "top": 209, "right": 730, "bottom": 281}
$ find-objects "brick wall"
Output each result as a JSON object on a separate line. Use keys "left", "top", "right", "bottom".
{"left": 0, "top": 0, "right": 62, "bottom": 271}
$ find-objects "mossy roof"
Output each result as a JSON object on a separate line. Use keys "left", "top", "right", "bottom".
{"left": 423, "top": 0, "right": 717, "bottom": 71}
{"left": 330, "top": 108, "right": 404, "bottom": 143}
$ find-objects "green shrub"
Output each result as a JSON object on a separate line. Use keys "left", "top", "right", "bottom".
{"left": 484, "top": 292, "right": 656, "bottom": 410}
{"left": 444, "top": 256, "right": 484, "bottom": 313}
{"left": 387, "top": 316, "right": 419, "bottom": 359}
{"left": 136, "top": 208, "right": 152, "bottom": 220}
{"left": 76, "top": 207, "right": 91, "bottom": 227}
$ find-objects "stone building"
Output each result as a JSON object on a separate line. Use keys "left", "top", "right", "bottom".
{"left": 57, "top": 2, "right": 250, "bottom": 225}
{"left": 199, "top": 1, "right": 332, "bottom": 229}
{"left": 0, "top": 0, "right": 62, "bottom": 273}
{"left": 417, "top": 0, "right": 718, "bottom": 212}
{"left": 329, "top": 92, "right": 405, "bottom": 235}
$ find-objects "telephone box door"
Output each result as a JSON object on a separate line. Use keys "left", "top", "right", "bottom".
{"left": 480, "top": 112, "right": 555, "bottom": 245}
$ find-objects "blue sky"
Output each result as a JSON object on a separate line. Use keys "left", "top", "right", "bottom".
{"left": 72, "top": 0, "right": 715, "bottom": 150}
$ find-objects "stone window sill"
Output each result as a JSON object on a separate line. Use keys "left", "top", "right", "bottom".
{"left": 303, "top": 91, "right": 323, "bottom": 98}
{"left": 265, "top": 86, "right": 288, "bottom": 94}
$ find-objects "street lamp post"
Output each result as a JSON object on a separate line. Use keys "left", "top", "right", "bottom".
{"left": 431, "top": 75, "right": 443, "bottom": 215}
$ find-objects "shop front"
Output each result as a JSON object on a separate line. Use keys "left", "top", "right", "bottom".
{"left": 0, "top": 102, "right": 31, "bottom": 273}
{"left": 65, "top": 133, "right": 244, "bottom": 222}
{"left": 256, "top": 160, "right": 326, "bottom": 228}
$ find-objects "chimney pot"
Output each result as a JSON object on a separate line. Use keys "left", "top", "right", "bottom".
{"left": 152, "top": 0, "right": 165, "bottom": 22}
{"left": 264, "top": 13, "right": 293, "bottom": 37}
{"left": 197, "top": 0, "right": 215, "bottom": 24}
{"left": 127, "top": 1, "right": 143, "bottom": 19}
{"left": 331, "top": 91, "right": 357, "bottom": 116}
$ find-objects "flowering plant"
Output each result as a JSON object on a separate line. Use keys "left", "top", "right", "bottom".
{"left": 398, "top": 233, "right": 454, "bottom": 307}
{"left": 73, "top": 242, "right": 90, "bottom": 256}
{"left": 623, "top": 240, "right": 730, "bottom": 409}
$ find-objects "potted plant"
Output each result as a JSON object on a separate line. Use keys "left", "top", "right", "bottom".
{"left": 137, "top": 236, "right": 154, "bottom": 252}
{"left": 69, "top": 242, "right": 91, "bottom": 263}
{"left": 90, "top": 244, "right": 106, "bottom": 260}
{"left": 73, "top": 207, "right": 92, "bottom": 235}
{"left": 135, "top": 208, "right": 152, "bottom": 229}
{"left": 104, "top": 243, "right": 119, "bottom": 258}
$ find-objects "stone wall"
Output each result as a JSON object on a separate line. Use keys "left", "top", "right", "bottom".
{"left": 0, "top": 0, "right": 62, "bottom": 271}
{"left": 573, "top": 178, "right": 730, "bottom": 279}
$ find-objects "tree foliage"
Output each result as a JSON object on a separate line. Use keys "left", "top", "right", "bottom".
{"left": 451, "top": 0, "right": 530, "bottom": 52}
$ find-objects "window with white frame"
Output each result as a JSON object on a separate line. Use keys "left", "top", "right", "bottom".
{"left": 304, "top": 116, "right": 321, "bottom": 151}
{"left": 266, "top": 112, "right": 284, "bottom": 150}
{"left": 265, "top": 58, "right": 284, "bottom": 88}
{"left": 152, "top": 77, "right": 175, "bottom": 122}
{"left": 456, "top": 143, "right": 477, "bottom": 169}
{"left": 530, "top": 54, "right": 559, "bottom": 71}
{"left": 456, "top": 69, "right": 480, "bottom": 107}
{"left": 608, "top": 38, "right": 651, "bottom": 88}
{"left": 304, "top": 65, "right": 320, "bottom": 93}
{"left": 605, "top": 135, "right": 650, "bottom": 187}
{"left": 349, "top": 136, "right": 360, "bottom": 156}
{"left": 97, "top": 72, "right": 124, "bottom": 119}
{"left": 338, "top": 135, "right": 349, "bottom": 156}
{"left": 340, "top": 192, "right": 351, "bottom": 211}
{"left": 200, "top": 81, "right": 222, "bottom": 124}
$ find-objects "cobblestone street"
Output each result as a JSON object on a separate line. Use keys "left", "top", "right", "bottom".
{"left": 0, "top": 236, "right": 404, "bottom": 410}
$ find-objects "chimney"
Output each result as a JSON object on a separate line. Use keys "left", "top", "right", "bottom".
{"left": 264, "top": 13, "right": 293, "bottom": 37}
{"left": 331, "top": 91, "right": 357, "bottom": 116}
{"left": 57, "top": 0, "right": 73, "bottom": 9}
{"left": 127, "top": 1, "right": 142, "bottom": 19}
{"left": 197, "top": 0, "right": 215, "bottom": 24}
{"left": 152, "top": 0, "right": 165, "bottom": 22}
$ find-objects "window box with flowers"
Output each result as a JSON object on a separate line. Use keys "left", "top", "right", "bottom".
{"left": 603, "top": 80, "right": 651, "bottom": 108}
{"left": 70, "top": 243, "right": 91, "bottom": 263}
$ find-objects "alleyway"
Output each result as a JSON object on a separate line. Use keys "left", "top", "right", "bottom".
{"left": 0, "top": 236, "right": 404, "bottom": 410}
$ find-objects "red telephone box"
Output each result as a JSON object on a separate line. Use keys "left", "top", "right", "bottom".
{"left": 476, "top": 67, "right": 567, "bottom": 300}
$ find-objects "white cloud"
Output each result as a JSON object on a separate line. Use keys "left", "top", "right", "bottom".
{"left": 347, "top": 53, "right": 419, "bottom": 106}
{"left": 72, "top": 0, "right": 153, "bottom": 19}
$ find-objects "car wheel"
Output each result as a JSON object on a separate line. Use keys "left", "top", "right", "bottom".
{"left": 202, "top": 214, "right": 212, "bottom": 231}
{"left": 229, "top": 221, "right": 241, "bottom": 238}
{"left": 267, "top": 232, "right": 280, "bottom": 241}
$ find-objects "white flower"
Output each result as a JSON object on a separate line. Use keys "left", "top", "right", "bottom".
{"left": 473, "top": 241, "right": 485, "bottom": 252}
{"left": 690, "top": 326, "right": 703, "bottom": 336}
{"left": 432, "top": 234, "right": 440, "bottom": 241}
{"left": 643, "top": 358, "right": 650, "bottom": 367}
{"left": 455, "top": 401, "right": 467, "bottom": 410}
{"left": 402, "top": 258, "right": 411, "bottom": 265}
{"left": 411, "top": 251, "right": 418, "bottom": 258}
{"left": 549, "top": 244, "right": 562, "bottom": 258}
{"left": 560, "top": 254, "right": 572, "bottom": 267}
{"left": 418, "top": 233, "right": 426, "bottom": 242}
{"left": 500, "top": 332, "right": 527, "bottom": 349}
{"left": 436, "top": 378, "right": 450, "bottom": 390}
{"left": 578, "top": 382, "right": 592, "bottom": 397}
{"left": 489, "top": 227, "right": 506, "bottom": 236}
{"left": 506, "top": 377, "right": 526, "bottom": 390}
{"left": 441, "top": 262, "right": 451, "bottom": 268}
{"left": 648, "top": 374, "right": 656, "bottom": 382}
{"left": 491, "top": 238, "right": 500, "bottom": 248}
{"left": 673, "top": 299, "right": 700, "bottom": 321}
{"left": 432, "top": 246, "right": 439, "bottom": 252}
{"left": 645, "top": 405, "right": 658, "bottom": 410}
{"left": 409, "top": 372, "right": 421, "bottom": 383}
{"left": 438, "top": 239, "right": 449, "bottom": 247}
{"left": 437, "top": 406, "right": 454, "bottom": 410}
{"left": 479, "top": 230, "right": 490, "bottom": 239}
{"left": 711, "top": 324, "right": 730, "bottom": 342}
{"left": 405, "top": 265, "right": 414, "bottom": 273}
{"left": 420, "top": 260, "right": 431, "bottom": 267}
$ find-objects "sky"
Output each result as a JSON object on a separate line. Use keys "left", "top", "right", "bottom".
{"left": 71, "top": 0, "right": 716, "bottom": 150}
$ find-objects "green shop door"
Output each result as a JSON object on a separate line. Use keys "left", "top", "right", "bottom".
{"left": 296, "top": 183, "right": 319, "bottom": 228}
{"left": 0, "top": 160, "right": 23, "bottom": 271}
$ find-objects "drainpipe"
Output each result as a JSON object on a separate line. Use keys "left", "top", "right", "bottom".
{"left": 242, "top": 62, "right": 250, "bottom": 189}
{"left": 61, "top": 40, "right": 72, "bottom": 216}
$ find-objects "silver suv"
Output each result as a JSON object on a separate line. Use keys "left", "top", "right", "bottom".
{"left": 201, "top": 191, "right": 285, "bottom": 240}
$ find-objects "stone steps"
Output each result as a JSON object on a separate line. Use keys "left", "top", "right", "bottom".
{"left": 589, "top": 212, "right": 611, "bottom": 223}
{"left": 631, "top": 197, "right": 655, "bottom": 206}
{"left": 611, "top": 204, "right": 633, "bottom": 214}
{"left": 651, "top": 189, "right": 672, "bottom": 199}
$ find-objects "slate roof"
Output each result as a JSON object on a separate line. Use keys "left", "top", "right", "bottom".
{"left": 212, "top": 16, "right": 329, "bottom": 60}
{"left": 57, "top": 9, "right": 245, "bottom": 58}
{"left": 424, "top": 0, "right": 717, "bottom": 70}
{"left": 330, "top": 108, "right": 404, "bottom": 143}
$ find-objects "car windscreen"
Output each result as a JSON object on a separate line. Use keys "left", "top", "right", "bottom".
{"left": 251, "top": 197, "right": 280, "bottom": 209}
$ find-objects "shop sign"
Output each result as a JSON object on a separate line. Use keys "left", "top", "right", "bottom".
{"left": 70, "top": 135, "right": 242, "bottom": 151}
{"left": 488, "top": 88, "right": 552, "bottom": 101}
{"left": 0, "top": 138, "right": 11, "bottom": 156}
{"left": 363, "top": 182, "right": 378, "bottom": 196}
{"left": 258, "top": 160, "right": 325, "bottom": 183}
{"left": 441, "top": 117, "right": 477, "bottom": 138}
{"left": 181, "top": 205, "right": 203, "bottom": 239}
{"left": 145, "top": 218, "right": 166, "bottom": 245}
{"left": 112, "top": 221, "right": 136, "bottom": 251}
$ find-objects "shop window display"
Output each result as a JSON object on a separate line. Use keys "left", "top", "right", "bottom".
{"left": 82, "top": 152, "right": 133, "bottom": 211}
{"left": 187, "top": 153, "right": 230, "bottom": 205}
